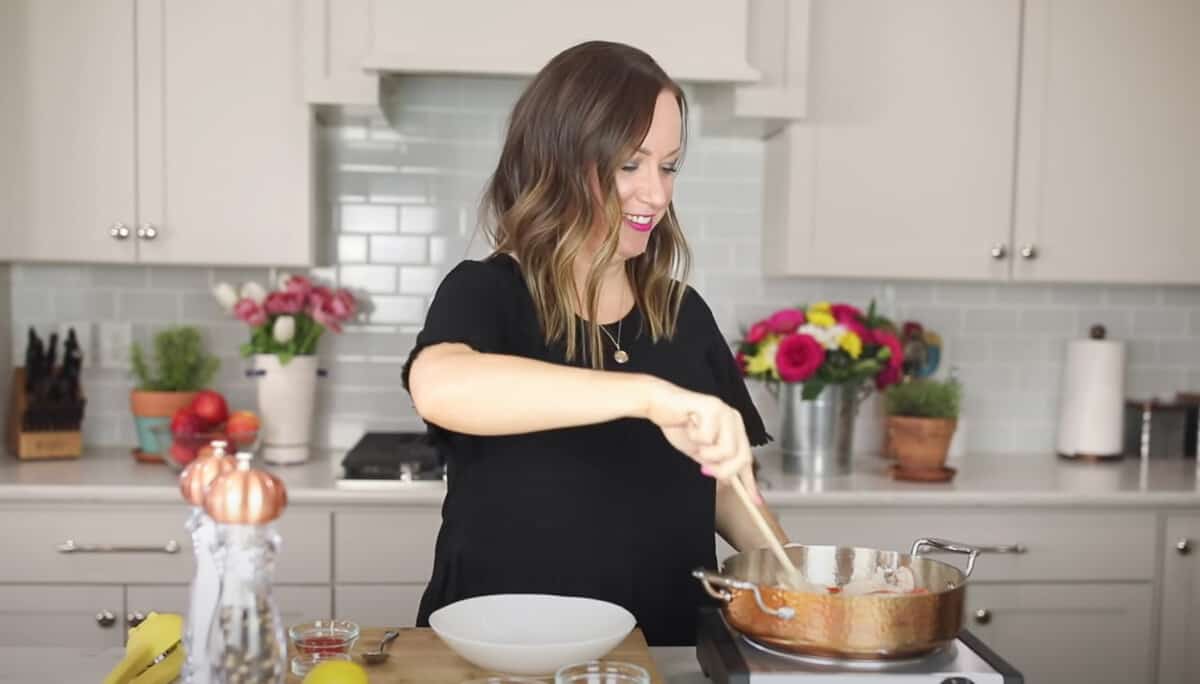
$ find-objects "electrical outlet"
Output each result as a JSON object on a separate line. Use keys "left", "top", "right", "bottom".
{"left": 57, "top": 321, "right": 92, "bottom": 368}
{"left": 98, "top": 321, "right": 133, "bottom": 370}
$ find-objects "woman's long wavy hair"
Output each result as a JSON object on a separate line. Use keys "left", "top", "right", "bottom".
{"left": 481, "top": 41, "right": 691, "bottom": 368}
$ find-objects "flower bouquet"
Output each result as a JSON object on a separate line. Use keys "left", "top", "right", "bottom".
{"left": 211, "top": 274, "right": 364, "bottom": 464}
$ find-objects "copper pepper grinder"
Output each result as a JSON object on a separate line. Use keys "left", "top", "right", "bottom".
{"left": 203, "top": 451, "right": 289, "bottom": 684}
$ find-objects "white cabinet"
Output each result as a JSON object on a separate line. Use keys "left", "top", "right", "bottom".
{"left": 1159, "top": 515, "right": 1200, "bottom": 684}
{"left": 763, "top": 0, "right": 1022, "bottom": 280}
{"left": 1, "top": 0, "right": 315, "bottom": 267}
{"left": 1012, "top": 0, "right": 1200, "bottom": 284}
{"left": 334, "top": 585, "right": 425, "bottom": 628}
{"left": 0, "top": 0, "right": 138, "bottom": 263}
{"left": 0, "top": 585, "right": 125, "bottom": 647}
{"left": 966, "top": 583, "right": 1155, "bottom": 684}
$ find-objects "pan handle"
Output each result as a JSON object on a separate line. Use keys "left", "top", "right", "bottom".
{"left": 690, "top": 569, "right": 796, "bottom": 621}
{"left": 910, "top": 538, "right": 982, "bottom": 579}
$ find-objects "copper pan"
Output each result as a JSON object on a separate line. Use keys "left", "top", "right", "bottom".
{"left": 693, "top": 538, "right": 981, "bottom": 660}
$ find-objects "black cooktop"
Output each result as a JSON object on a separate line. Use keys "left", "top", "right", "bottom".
{"left": 340, "top": 431, "right": 445, "bottom": 481}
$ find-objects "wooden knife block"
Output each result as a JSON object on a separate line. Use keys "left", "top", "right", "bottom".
{"left": 6, "top": 367, "right": 83, "bottom": 460}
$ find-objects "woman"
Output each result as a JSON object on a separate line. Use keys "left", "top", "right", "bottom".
{"left": 402, "top": 41, "right": 790, "bottom": 646}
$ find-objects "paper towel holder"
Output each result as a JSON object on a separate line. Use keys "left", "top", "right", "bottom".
{"left": 1056, "top": 322, "right": 1126, "bottom": 462}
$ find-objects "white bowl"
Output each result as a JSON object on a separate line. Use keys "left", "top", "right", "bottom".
{"left": 429, "top": 593, "right": 636, "bottom": 676}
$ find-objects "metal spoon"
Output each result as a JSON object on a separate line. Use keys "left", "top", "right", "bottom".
{"left": 361, "top": 629, "right": 399, "bottom": 665}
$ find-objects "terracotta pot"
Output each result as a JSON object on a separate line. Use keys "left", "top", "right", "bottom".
{"left": 886, "top": 416, "right": 957, "bottom": 469}
{"left": 130, "top": 390, "right": 199, "bottom": 458}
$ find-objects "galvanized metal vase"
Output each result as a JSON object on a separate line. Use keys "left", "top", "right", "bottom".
{"left": 779, "top": 382, "right": 860, "bottom": 476}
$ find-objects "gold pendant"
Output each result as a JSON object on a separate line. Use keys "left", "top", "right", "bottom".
{"left": 613, "top": 349, "right": 629, "bottom": 364}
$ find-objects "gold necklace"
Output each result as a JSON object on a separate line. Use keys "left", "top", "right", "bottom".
{"left": 599, "top": 318, "right": 628, "bottom": 365}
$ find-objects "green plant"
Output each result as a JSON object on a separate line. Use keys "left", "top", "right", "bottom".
{"left": 130, "top": 326, "right": 220, "bottom": 392}
{"left": 884, "top": 378, "right": 961, "bottom": 419}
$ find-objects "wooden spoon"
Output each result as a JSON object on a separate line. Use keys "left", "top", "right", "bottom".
{"left": 728, "top": 475, "right": 803, "bottom": 588}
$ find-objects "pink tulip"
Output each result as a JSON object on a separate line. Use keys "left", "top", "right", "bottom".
{"left": 264, "top": 291, "right": 305, "bottom": 315}
{"left": 284, "top": 275, "right": 314, "bottom": 298}
{"left": 311, "top": 304, "right": 343, "bottom": 334}
{"left": 329, "top": 289, "right": 357, "bottom": 321}
{"left": 233, "top": 298, "right": 268, "bottom": 327}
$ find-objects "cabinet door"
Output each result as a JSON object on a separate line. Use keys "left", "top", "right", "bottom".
{"left": 763, "top": 0, "right": 1020, "bottom": 280}
{"left": 966, "top": 582, "right": 1154, "bottom": 684}
{"left": 0, "top": 0, "right": 137, "bottom": 263}
{"left": 1013, "top": 0, "right": 1200, "bottom": 283}
{"left": 1159, "top": 515, "right": 1200, "bottom": 684}
{"left": 0, "top": 585, "right": 125, "bottom": 647}
{"left": 334, "top": 585, "right": 425, "bottom": 628}
{"left": 126, "top": 584, "right": 332, "bottom": 631}
{"left": 135, "top": 0, "right": 314, "bottom": 266}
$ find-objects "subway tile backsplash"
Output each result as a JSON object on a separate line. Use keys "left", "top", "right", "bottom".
{"left": 8, "top": 76, "right": 1200, "bottom": 455}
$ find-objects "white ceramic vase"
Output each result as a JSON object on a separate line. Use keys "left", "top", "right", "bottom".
{"left": 253, "top": 353, "right": 320, "bottom": 465}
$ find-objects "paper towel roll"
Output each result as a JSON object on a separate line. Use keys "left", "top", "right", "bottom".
{"left": 1056, "top": 338, "right": 1126, "bottom": 457}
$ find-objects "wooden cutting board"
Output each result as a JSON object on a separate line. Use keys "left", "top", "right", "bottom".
{"left": 285, "top": 626, "right": 664, "bottom": 683}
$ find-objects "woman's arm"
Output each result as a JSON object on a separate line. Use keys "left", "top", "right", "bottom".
{"left": 715, "top": 482, "right": 791, "bottom": 552}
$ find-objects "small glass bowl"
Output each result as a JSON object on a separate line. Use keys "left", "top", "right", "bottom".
{"left": 288, "top": 619, "right": 360, "bottom": 657}
{"left": 555, "top": 661, "right": 651, "bottom": 684}
{"left": 461, "top": 678, "right": 546, "bottom": 684}
{"left": 290, "top": 651, "right": 351, "bottom": 677}
{"left": 148, "top": 425, "right": 239, "bottom": 472}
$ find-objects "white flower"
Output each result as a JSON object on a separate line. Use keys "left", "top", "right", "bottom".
{"left": 798, "top": 323, "right": 844, "bottom": 351}
{"left": 212, "top": 282, "right": 238, "bottom": 313}
{"left": 273, "top": 315, "right": 296, "bottom": 344}
{"left": 240, "top": 281, "right": 267, "bottom": 305}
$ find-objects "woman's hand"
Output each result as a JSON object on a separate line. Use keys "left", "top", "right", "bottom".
{"left": 641, "top": 377, "right": 761, "bottom": 500}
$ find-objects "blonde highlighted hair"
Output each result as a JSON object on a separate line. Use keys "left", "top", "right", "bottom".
{"left": 481, "top": 41, "right": 692, "bottom": 368}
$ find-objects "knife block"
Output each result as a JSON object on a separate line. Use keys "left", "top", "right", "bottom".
{"left": 7, "top": 367, "right": 84, "bottom": 460}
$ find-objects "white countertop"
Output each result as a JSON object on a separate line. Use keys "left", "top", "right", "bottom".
{"left": 2, "top": 446, "right": 1200, "bottom": 508}
{"left": 0, "top": 645, "right": 704, "bottom": 683}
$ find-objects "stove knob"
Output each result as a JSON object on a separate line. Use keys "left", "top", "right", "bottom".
{"left": 940, "top": 679, "right": 975, "bottom": 684}
{"left": 974, "top": 608, "right": 992, "bottom": 625}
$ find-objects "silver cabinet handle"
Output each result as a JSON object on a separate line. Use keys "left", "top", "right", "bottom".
{"left": 109, "top": 223, "right": 131, "bottom": 240}
{"left": 1177, "top": 538, "right": 1193, "bottom": 555}
{"left": 127, "top": 612, "right": 147, "bottom": 627}
{"left": 974, "top": 608, "right": 992, "bottom": 625}
{"left": 1020, "top": 244, "right": 1037, "bottom": 259}
{"left": 990, "top": 244, "right": 1008, "bottom": 260}
{"left": 136, "top": 223, "right": 159, "bottom": 240}
{"left": 58, "top": 539, "right": 180, "bottom": 554}
{"left": 96, "top": 610, "right": 117, "bottom": 628}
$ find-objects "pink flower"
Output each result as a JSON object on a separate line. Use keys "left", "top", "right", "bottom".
{"left": 233, "top": 298, "right": 267, "bottom": 327}
{"left": 767, "top": 309, "right": 806, "bottom": 334}
{"left": 746, "top": 321, "right": 770, "bottom": 344}
{"left": 831, "top": 303, "right": 863, "bottom": 324}
{"left": 329, "top": 289, "right": 358, "bottom": 320}
{"left": 307, "top": 286, "right": 333, "bottom": 311}
{"left": 284, "top": 275, "right": 314, "bottom": 298}
{"left": 264, "top": 291, "right": 305, "bottom": 315}
{"left": 735, "top": 351, "right": 747, "bottom": 371}
{"left": 311, "top": 303, "right": 343, "bottom": 334}
{"left": 875, "top": 365, "right": 903, "bottom": 390}
{"left": 874, "top": 330, "right": 904, "bottom": 370}
{"left": 775, "top": 334, "right": 826, "bottom": 383}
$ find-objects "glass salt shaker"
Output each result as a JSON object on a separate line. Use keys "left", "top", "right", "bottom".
{"left": 179, "top": 440, "right": 236, "bottom": 684}
{"left": 203, "top": 451, "right": 289, "bottom": 684}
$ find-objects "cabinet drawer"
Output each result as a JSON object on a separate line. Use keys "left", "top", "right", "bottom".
{"left": 775, "top": 509, "right": 1155, "bottom": 581}
{"left": 0, "top": 507, "right": 331, "bottom": 583}
{"left": 0, "top": 585, "right": 125, "bottom": 648}
{"left": 335, "top": 585, "right": 426, "bottom": 628}
{"left": 127, "top": 584, "right": 332, "bottom": 630}
{"left": 333, "top": 510, "right": 441, "bottom": 583}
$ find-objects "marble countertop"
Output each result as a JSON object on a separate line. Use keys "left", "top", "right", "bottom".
{"left": 2, "top": 446, "right": 1200, "bottom": 508}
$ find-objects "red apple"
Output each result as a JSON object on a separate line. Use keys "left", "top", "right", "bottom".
{"left": 171, "top": 407, "right": 206, "bottom": 436}
{"left": 226, "top": 410, "right": 261, "bottom": 447}
{"left": 189, "top": 390, "right": 229, "bottom": 428}
{"left": 170, "top": 442, "right": 199, "bottom": 466}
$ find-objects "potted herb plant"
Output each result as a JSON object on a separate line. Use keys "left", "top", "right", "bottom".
{"left": 129, "top": 326, "right": 220, "bottom": 461}
{"left": 884, "top": 378, "right": 962, "bottom": 471}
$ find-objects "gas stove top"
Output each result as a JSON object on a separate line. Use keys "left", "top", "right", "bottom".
{"left": 337, "top": 431, "right": 446, "bottom": 484}
{"left": 696, "top": 608, "right": 1022, "bottom": 683}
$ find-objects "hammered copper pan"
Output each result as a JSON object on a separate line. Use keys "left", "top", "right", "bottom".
{"left": 693, "top": 537, "right": 980, "bottom": 660}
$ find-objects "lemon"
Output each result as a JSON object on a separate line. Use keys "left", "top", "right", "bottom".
{"left": 302, "top": 660, "right": 369, "bottom": 684}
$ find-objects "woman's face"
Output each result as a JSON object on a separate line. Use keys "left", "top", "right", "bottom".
{"left": 596, "top": 89, "right": 682, "bottom": 261}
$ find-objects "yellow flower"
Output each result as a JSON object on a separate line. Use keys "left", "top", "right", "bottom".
{"left": 745, "top": 336, "right": 779, "bottom": 375}
{"left": 808, "top": 301, "right": 831, "bottom": 314}
{"left": 807, "top": 311, "right": 835, "bottom": 328}
{"left": 839, "top": 330, "right": 863, "bottom": 359}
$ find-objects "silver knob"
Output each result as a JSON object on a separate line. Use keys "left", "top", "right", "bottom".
{"left": 990, "top": 244, "right": 1007, "bottom": 260}
{"left": 974, "top": 608, "right": 992, "bottom": 625}
{"left": 136, "top": 224, "right": 159, "bottom": 240}
{"left": 1020, "top": 244, "right": 1037, "bottom": 259}
{"left": 1178, "top": 538, "right": 1193, "bottom": 555}
{"left": 127, "top": 612, "right": 147, "bottom": 627}
{"left": 109, "top": 223, "right": 130, "bottom": 240}
{"left": 96, "top": 610, "right": 116, "bottom": 628}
